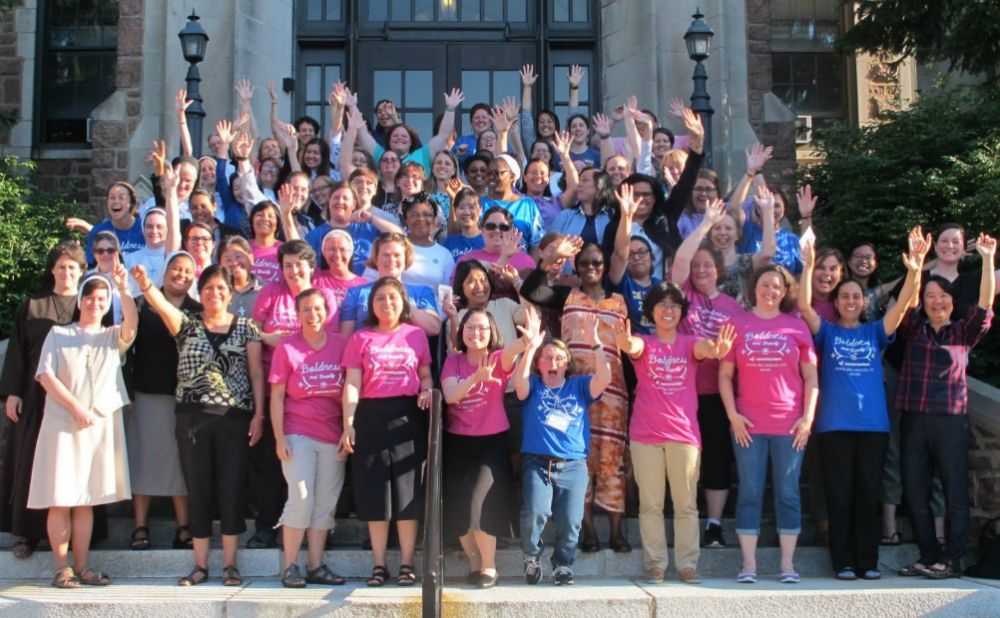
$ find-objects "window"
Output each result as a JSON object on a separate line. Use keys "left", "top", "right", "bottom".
{"left": 304, "top": 0, "right": 343, "bottom": 21}
{"left": 365, "top": 0, "right": 527, "bottom": 23}
{"left": 373, "top": 69, "right": 436, "bottom": 139}
{"left": 553, "top": 0, "right": 590, "bottom": 23}
{"left": 298, "top": 50, "right": 344, "bottom": 133}
{"left": 37, "top": 0, "right": 119, "bottom": 145}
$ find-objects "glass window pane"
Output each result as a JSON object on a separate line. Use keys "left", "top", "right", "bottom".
{"left": 462, "top": 70, "right": 490, "bottom": 106}
{"left": 571, "top": 0, "right": 587, "bottom": 22}
{"left": 326, "top": 0, "right": 342, "bottom": 20}
{"left": 306, "top": 65, "right": 322, "bottom": 101}
{"left": 554, "top": 0, "right": 569, "bottom": 22}
{"left": 306, "top": 0, "right": 322, "bottom": 20}
{"left": 306, "top": 105, "right": 323, "bottom": 124}
{"left": 554, "top": 105, "right": 569, "bottom": 128}
{"left": 494, "top": 71, "right": 520, "bottom": 103}
{"left": 508, "top": 0, "right": 526, "bottom": 22}
{"left": 405, "top": 70, "right": 433, "bottom": 107}
{"left": 577, "top": 67, "right": 589, "bottom": 102}
{"left": 415, "top": 0, "right": 433, "bottom": 20}
{"left": 772, "top": 54, "right": 791, "bottom": 84}
{"left": 42, "top": 50, "right": 116, "bottom": 142}
{"left": 374, "top": 71, "right": 402, "bottom": 106}
{"left": 368, "top": 0, "right": 387, "bottom": 20}
{"left": 391, "top": 0, "right": 411, "bottom": 20}
{"left": 405, "top": 112, "right": 433, "bottom": 142}
{"left": 439, "top": 0, "right": 457, "bottom": 21}
{"left": 461, "top": 0, "right": 480, "bottom": 22}
{"left": 325, "top": 65, "right": 342, "bottom": 91}
{"left": 553, "top": 66, "right": 568, "bottom": 101}
{"left": 49, "top": 0, "right": 118, "bottom": 48}
{"left": 484, "top": 0, "right": 502, "bottom": 22}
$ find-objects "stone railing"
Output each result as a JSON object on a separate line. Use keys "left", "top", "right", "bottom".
{"left": 968, "top": 377, "right": 1000, "bottom": 535}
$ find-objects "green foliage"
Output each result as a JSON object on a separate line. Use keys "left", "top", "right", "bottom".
{"left": 803, "top": 85, "right": 1000, "bottom": 386}
{"left": 837, "top": 0, "right": 1000, "bottom": 80}
{"left": 0, "top": 156, "right": 90, "bottom": 338}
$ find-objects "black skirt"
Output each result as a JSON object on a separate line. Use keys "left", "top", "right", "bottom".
{"left": 443, "top": 431, "right": 510, "bottom": 539}
{"left": 351, "top": 396, "right": 427, "bottom": 521}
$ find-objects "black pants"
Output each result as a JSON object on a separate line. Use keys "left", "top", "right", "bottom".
{"left": 817, "top": 431, "right": 888, "bottom": 572}
{"left": 248, "top": 417, "right": 287, "bottom": 531}
{"left": 901, "top": 413, "right": 970, "bottom": 567}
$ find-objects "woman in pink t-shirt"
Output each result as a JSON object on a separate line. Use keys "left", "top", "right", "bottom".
{"left": 457, "top": 206, "right": 537, "bottom": 301}
{"left": 340, "top": 277, "right": 433, "bottom": 588}
{"left": 719, "top": 265, "right": 818, "bottom": 584}
{"left": 613, "top": 282, "right": 735, "bottom": 585}
{"left": 269, "top": 289, "right": 348, "bottom": 588}
{"left": 440, "top": 308, "right": 535, "bottom": 588}
{"left": 670, "top": 199, "right": 746, "bottom": 549}
{"left": 248, "top": 201, "right": 285, "bottom": 284}
{"left": 312, "top": 228, "right": 366, "bottom": 308}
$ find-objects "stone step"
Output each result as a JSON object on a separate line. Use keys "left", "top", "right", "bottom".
{"left": 0, "top": 576, "right": 998, "bottom": 617}
{"left": 0, "top": 545, "right": 920, "bottom": 580}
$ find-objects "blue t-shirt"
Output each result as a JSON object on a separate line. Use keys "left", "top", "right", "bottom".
{"left": 521, "top": 374, "right": 595, "bottom": 460}
{"left": 338, "top": 281, "right": 439, "bottom": 325}
{"left": 814, "top": 319, "right": 893, "bottom": 433}
{"left": 441, "top": 234, "right": 485, "bottom": 261}
{"left": 480, "top": 197, "right": 544, "bottom": 249}
{"left": 613, "top": 273, "right": 661, "bottom": 335}
{"left": 569, "top": 149, "right": 601, "bottom": 170}
{"left": 305, "top": 222, "right": 381, "bottom": 276}
{"left": 85, "top": 219, "right": 146, "bottom": 264}
{"left": 735, "top": 200, "right": 802, "bottom": 274}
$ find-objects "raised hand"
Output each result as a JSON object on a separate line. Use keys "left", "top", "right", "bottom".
{"left": 160, "top": 157, "right": 179, "bottom": 194}
{"left": 661, "top": 164, "right": 679, "bottom": 189}
{"left": 681, "top": 107, "right": 704, "bottom": 141}
{"left": 443, "top": 88, "right": 465, "bottom": 110}
{"left": 667, "top": 97, "right": 686, "bottom": 118}
{"left": 800, "top": 238, "right": 815, "bottom": 269}
{"left": 552, "top": 235, "right": 585, "bottom": 260}
{"left": 473, "top": 355, "right": 499, "bottom": 384}
{"left": 616, "top": 183, "right": 638, "bottom": 219}
{"left": 268, "top": 82, "right": 278, "bottom": 104}
{"left": 502, "top": 96, "right": 519, "bottom": 122}
{"left": 216, "top": 119, "right": 236, "bottom": 147}
{"left": 444, "top": 177, "right": 464, "bottom": 199}
{"left": 753, "top": 185, "right": 775, "bottom": 215}
{"left": 347, "top": 106, "right": 366, "bottom": 133}
{"left": 797, "top": 184, "right": 817, "bottom": 218}
{"left": 745, "top": 143, "right": 773, "bottom": 175}
{"left": 499, "top": 228, "right": 524, "bottom": 258}
{"left": 491, "top": 105, "right": 514, "bottom": 134}
{"left": 149, "top": 140, "right": 167, "bottom": 176}
{"left": 976, "top": 233, "right": 997, "bottom": 260}
{"left": 329, "top": 81, "right": 347, "bottom": 107}
{"left": 233, "top": 131, "right": 256, "bottom": 160}
{"left": 277, "top": 183, "right": 296, "bottom": 215}
{"left": 592, "top": 112, "right": 611, "bottom": 137}
{"left": 704, "top": 198, "right": 726, "bottom": 226}
{"left": 235, "top": 78, "right": 254, "bottom": 101}
{"left": 278, "top": 123, "right": 298, "bottom": 152}
{"left": 713, "top": 323, "right": 736, "bottom": 358}
{"left": 129, "top": 264, "right": 150, "bottom": 290}
{"left": 551, "top": 131, "right": 572, "bottom": 158}
{"left": 520, "top": 64, "right": 538, "bottom": 86}
{"left": 492, "top": 263, "right": 520, "bottom": 287}
{"left": 516, "top": 305, "right": 543, "bottom": 348}
{"left": 611, "top": 318, "right": 633, "bottom": 351}
{"left": 567, "top": 65, "right": 584, "bottom": 89}
{"left": 441, "top": 293, "right": 458, "bottom": 320}
{"left": 345, "top": 86, "right": 359, "bottom": 110}
{"left": 110, "top": 254, "right": 129, "bottom": 290}
{"left": 174, "top": 89, "right": 192, "bottom": 116}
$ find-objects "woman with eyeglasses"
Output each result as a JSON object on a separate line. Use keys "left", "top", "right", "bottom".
{"left": 609, "top": 185, "right": 662, "bottom": 334}
{"left": 87, "top": 232, "right": 126, "bottom": 324}
{"left": 398, "top": 192, "right": 455, "bottom": 288}
{"left": 456, "top": 206, "right": 537, "bottom": 301}
{"left": 480, "top": 155, "right": 545, "bottom": 251}
{"left": 520, "top": 236, "right": 631, "bottom": 554}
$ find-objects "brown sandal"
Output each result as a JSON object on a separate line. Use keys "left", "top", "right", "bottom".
{"left": 222, "top": 565, "right": 242, "bottom": 586}
{"left": 78, "top": 567, "right": 112, "bottom": 586}
{"left": 178, "top": 565, "right": 209, "bottom": 586}
{"left": 52, "top": 566, "right": 80, "bottom": 589}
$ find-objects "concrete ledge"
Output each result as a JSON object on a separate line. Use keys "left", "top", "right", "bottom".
{"left": 969, "top": 377, "right": 1000, "bottom": 435}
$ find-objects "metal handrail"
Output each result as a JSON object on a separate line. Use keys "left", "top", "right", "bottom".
{"left": 422, "top": 389, "right": 444, "bottom": 618}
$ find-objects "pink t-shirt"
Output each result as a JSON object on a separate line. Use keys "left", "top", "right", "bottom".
{"left": 723, "top": 312, "right": 817, "bottom": 435}
{"left": 813, "top": 297, "right": 839, "bottom": 323}
{"left": 342, "top": 324, "right": 432, "bottom": 399}
{"left": 441, "top": 350, "right": 512, "bottom": 436}
{"left": 268, "top": 332, "right": 346, "bottom": 444}
{"left": 253, "top": 282, "right": 340, "bottom": 336}
{"left": 679, "top": 283, "right": 743, "bottom": 395}
{"left": 313, "top": 270, "right": 367, "bottom": 309}
{"left": 251, "top": 241, "right": 282, "bottom": 284}
{"left": 629, "top": 334, "right": 701, "bottom": 447}
{"left": 457, "top": 249, "right": 536, "bottom": 273}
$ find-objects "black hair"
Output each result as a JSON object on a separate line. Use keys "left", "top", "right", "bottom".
{"left": 462, "top": 151, "right": 494, "bottom": 176}
{"left": 580, "top": 167, "right": 618, "bottom": 215}
{"left": 536, "top": 109, "right": 561, "bottom": 134}
{"left": 455, "top": 308, "right": 504, "bottom": 353}
{"left": 831, "top": 278, "right": 869, "bottom": 323}
{"left": 652, "top": 127, "right": 674, "bottom": 147}
{"left": 294, "top": 116, "right": 320, "bottom": 135}
{"left": 277, "top": 239, "right": 317, "bottom": 270}
{"left": 469, "top": 103, "right": 492, "bottom": 124}
{"left": 385, "top": 123, "right": 423, "bottom": 154}
{"left": 197, "top": 264, "right": 234, "bottom": 293}
{"left": 400, "top": 191, "right": 438, "bottom": 221}
{"left": 451, "top": 260, "right": 493, "bottom": 308}
{"left": 363, "top": 277, "right": 413, "bottom": 327}
{"left": 295, "top": 287, "right": 328, "bottom": 313}
{"left": 847, "top": 241, "right": 881, "bottom": 289}
{"left": 641, "top": 281, "right": 690, "bottom": 324}
{"left": 300, "top": 137, "right": 333, "bottom": 177}
{"left": 248, "top": 201, "right": 281, "bottom": 240}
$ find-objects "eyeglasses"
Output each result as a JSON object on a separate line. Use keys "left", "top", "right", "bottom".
{"left": 464, "top": 324, "right": 492, "bottom": 332}
{"left": 657, "top": 303, "right": 683, "bottom": 311}
{"left": 850, "top": 253, "right": 876, "bottom": 263}
{"left": 188, "top": 236, "right": 213, "bottom": 244}
{"left": 483, "top": 222, "right": 512, "bottom": 232}
{"left": 577, "top": 259, "right": 604, "bottom": 269}
{"left": 693, "top": 186, "right": 717, "bottom": 193}
{"left": 632, "top": 191, "right": 655, "bottom": 199}
{"left": 94, "top": 247, "right": 118, "bottom": 256}
{"left": 407, "top": 211, "right": 436, "bottom": 220}
{"left": 628, "top": 248, "right": 651, "bottom": 259}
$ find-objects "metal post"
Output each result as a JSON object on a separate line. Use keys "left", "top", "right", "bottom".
{"left": 184, "top": 62, "right": 206, "bottom": 158}
{"left": 421, "top": 389, "right": 444, "bottom": 618}
{"left": 690, "top": 59, "right": 713, "bottom": 169}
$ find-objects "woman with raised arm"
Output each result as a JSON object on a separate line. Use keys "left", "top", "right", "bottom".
{"left": 83, "top": 182, "right": 144, "bottom": 264}
{"left": 428, "top": 150, "right": 460, "bottom": 229}
{"left": 550, "top": 167, "right": 616, "bottom": 248}
{"left": 670, "top": 199, "right": 746, "bottom": 549}
{"left": 798, "top": 229, "right": 928, "bottom": 581}
{"left": 613, "top": 285, "right": 736, "bottom": 584}
{"left": 479, "top": 155, "right": 545, "bottom": 251}
{"left": 457, "top": 206, "right": 537, "bottom": 291}
{"left": 87, "top": 232, "right": 126, "bottom": 324}
{"left": 718, "top": 265, "right": 818, "bottom": 584}
{"left": 130, "top": 263, "right": 264, "bottom": 588}
{"left": 609, "top": 184, "right": 662, "bottom": 334}
{"left": 340, "top": 278, "right": 434, "bottom": 587}
{"left": 1, "top": 242, "right": 87, "bottom": 560}
{"left": 706, "top": 185, "right": 776, "bottom": 305}
{"left": 514, "top": 313, "right": 612, "bottom": 586}
{"left": 520, "top": 131, "right": 578, "bottom": 230}
{"left": 441, "top": 307, "right": 535, "bottom": 588}
{"left": 271, "top": 289, "right": 349, "bottom": 588}
{"left": 30, "top": 265, "right": 137, "bottom": 588}
{"left": 896, "top": 234, "right": 996, "bottom": 580}
{"left": 518, "top": 64, "right": 562, "bottom": 165}
{"left": 125, "top": 142, "right": 184, "bottom": 295}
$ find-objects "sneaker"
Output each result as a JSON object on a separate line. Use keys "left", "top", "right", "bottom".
{"left": 835, "top": 568, "right": 857, "bottom": 581}
{"left": 861, "top": 569, "right": 881, "bottom": 580}
{"left": 523, "top": 557, "right": 543, "bottom": 585}
{"left": 703, "top": 523, "right": 726, "bottom": 548}
{"left": 552, "top": 565, "right": 574, "bottom": 586}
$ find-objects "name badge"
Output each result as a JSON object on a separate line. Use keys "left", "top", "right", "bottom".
{"left": 544, "top": 412, "right": 572, "bottom": 433}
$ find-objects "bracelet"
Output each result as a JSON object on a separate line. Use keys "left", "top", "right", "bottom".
{"left": 745, "top": 171, "right": 755, "bottom": 178}
{"left": 446, "top": 107, "right": 457, "bottom": 113}
{"left": 597, "top": 133, "right": 610, "bottom": 140}
{"left": 590, "top": 344, "right": 601, "bottom": 351}
{"left": 801, "top": 215, "right": 813, "bottom": 220}
{"left": 234, "top": 156, "right": 248, "bottom": 162}
{"left": 253, "top": 414, "right": 264, "bottom": 420}
{"left": 140, "top": 283, "right": 152, "bottom": 293}
{"left": 569, "top": 85, "right": 579, "bottom": 90}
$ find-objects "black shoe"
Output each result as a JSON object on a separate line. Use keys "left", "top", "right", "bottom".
{"left": 703, "top": 523, "right": 726, "bottom": 548}
{"left": 478, "top": 571, "right": 499, "bottom": 588}
{"left": 552, "top": 565, "right": 574, "bottom": 586}
{"left": 247, "top": 529, "right": 277, "bottom": 549}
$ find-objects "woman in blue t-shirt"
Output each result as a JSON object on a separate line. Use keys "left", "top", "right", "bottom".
{"left": 798, "top": 229, "right": 929, "bottom": 581}
{"left": 512, "top": 311, "right": 611, "bottom": 587}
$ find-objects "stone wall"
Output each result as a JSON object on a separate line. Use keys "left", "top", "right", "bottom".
{"left": 0, "top": 3, "right": 23, "bottom": 146}
{"left": 968, "top": 378, "right": 1000, "bottom": 540}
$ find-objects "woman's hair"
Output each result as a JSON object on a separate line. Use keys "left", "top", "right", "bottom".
{"left": 197, "top": 264, "right": 234, "bottom": 293}
{"left": 815, "top": 247, "right": 846, "bottom": 278}
{"left": 106, "top": 181, "right": 139, "bottom": 215}
{"left": 277, "top": 239, "right": 317, "bottom": 270}
{"left": 468, "top": 102, "right": 492, "bottom": 125}
{"left": 936, "top": 222, "right": 965, "bottom": 244}
{"left": 685, "top": 169, "right": 721, "bottom": 214}
{"left": 392, "top": 162, "right": 427, "bottom": 204}
{"left": 536, "top": 109, "right": 561, "bottom": 134}
{"left": 848, "top": 241, "right": 880, "bottom": 289}
{"left": 385, "top": 123, "right": 423, "bottom": 153}
{"left": 922, "top": 275, "right": 955, "bottom": 321}
{"left": 520, "top": 155, "right": 555, "bottom": 197}
{"left": 80, "top": 275, "right": 111, "bottom": 300}
{"left": 451, "top": 187, "right": 481, "bottom": 216}
{"left": 531, "top": 338, "right": 575, "bottom": 376}
{"left": 476, "top": 129, "right": 498, "bottom": 151}
{"left": 481, "top": 205, "right": 514, "bottom": 225}
{"left": 300, "top": 138, "right": 332, "bottom": 177}
{"left": 294, "top": 116, "right": 321, "bottom": 135}
{"left": 427, "top": 150, "right": 459, "bottom": 193}
{"left": 694, "top": 241, "right": 726, "bottom": 285}
{"left": 652, "top": 127, "right": 675, "bottom": 147}
{"left": 567, "top": 113, "right": 590, "bottom": 135}
{"left": 352, "top": 148, "right": 378, "bottom": 173}
{"left": 622, "top": 172, "right": 666, "bottom": 218}
{"left": 451, "top": 259, "right": 493, "bottom": 308}
{"left": 248, "top": 201, "right": 281, "bottom": 239}
{"left": 44, "top": 241, "right": 87, "bottom": 291}
{"left": 363, "top": 276, "right": 413, "bottom": 327}
{"left": 216, "top": 235, "right": 253, "bottom": 264}
{"left": 748, "top": 264, "right": 797, "bottom": 313}
{"left": 462, "top": 151, "right": 494, "bottom": 177}
{"left": 719, "top": 208, "right": 744, "bottom": 242}
{"left": 400, "top": 191, "right": 438, "bottom": 221}
{"left": 642, "top": 281, "right": 690, "bottom": 323}
{"left": 366, "top": 232, "right": 415, "bottom": 270}
{"left": 349, "top": 166, "right": 379, "bottom": 188}
{"left": 295, "top": 287, "right": 328, "bottom": 313}
{"left": 831, "top": 278, "right": 869, "bottom": 322}
{"left": 92, "top": 230, "right": 121, "bottom": 252}
{"left": 184, "top": 221, "right": 215, "bottom": 243}
{"left": 580, "top": 167, "right": 618, "bottom": 214}
{"left": 455, "top": 308, "right": 504, "bottom": 354}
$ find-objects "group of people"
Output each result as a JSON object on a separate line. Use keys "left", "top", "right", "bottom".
{"left": 2, "top": 65, "right": 997, "bottom": 591}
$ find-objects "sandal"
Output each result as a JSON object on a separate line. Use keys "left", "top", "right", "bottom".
{"left": 282, "top": 564, "right": 306, "bottom": 588}
{"left": 178, "top": 566, "right": 209, "bottom": 586}
{"left": 78, "top": 567, "right": 112, "bottom": 586}
{"left": 173, "top": 526, "right": 194, "bottom": 549}
{"left": 367, "top": 565, "right": 390, "bottom": 587}
{"left": 880, "top": 531, "right": 902, "bottom": 546}
{"left": 306, "top": 563, "right": 346, "bottom": 586}
{"left": 609, "top": 536, "right": 632, "bottom": 553}
{"left": 12, "top": 537, "right": 38, "bottom": 560}
{"left": 52, "top": 566, "right": 80, "bottom": 589}
{"left": 397, "top": 564, "right": 417, "bottom": 586}
{"left": 130, "top": 526, "right": 151, "bottom": 550}
{"left": 222, "top": 565, "right": 242, "bottom": 586}
{"left": 925, "top": 563, "right": 960, "bottom": 579}
{"left": 898, "top": 563, "right": 928, "bottom": 577}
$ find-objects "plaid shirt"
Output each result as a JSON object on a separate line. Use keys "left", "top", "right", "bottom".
{"left": 895, "top": 305, "right": 993, "bottom": 415}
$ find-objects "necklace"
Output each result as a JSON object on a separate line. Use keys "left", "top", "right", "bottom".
{"left": 52, "top": 293, "right": 76, "bottom": 325}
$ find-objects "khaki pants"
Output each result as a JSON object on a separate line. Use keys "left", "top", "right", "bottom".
{"left": 630, "top": 440, "right": 701, "bottom": 572}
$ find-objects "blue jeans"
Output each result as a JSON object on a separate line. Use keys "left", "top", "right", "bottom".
{"left": 732, "top": 434, "right": 804, "bottom": 536}
{"left": 520, "top": 456, "right": 588, "bottom": 568}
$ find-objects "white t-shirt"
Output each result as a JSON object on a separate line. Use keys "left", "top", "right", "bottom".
{"left": 402, "top": 242, "right": 456, "bottom": 289}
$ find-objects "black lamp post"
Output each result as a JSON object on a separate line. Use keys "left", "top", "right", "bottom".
{"left": 178, "top": 9, "right": 209, "bottom": 157}
{"left": 684, "top": 8, "right": 714, "bottom": 169}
